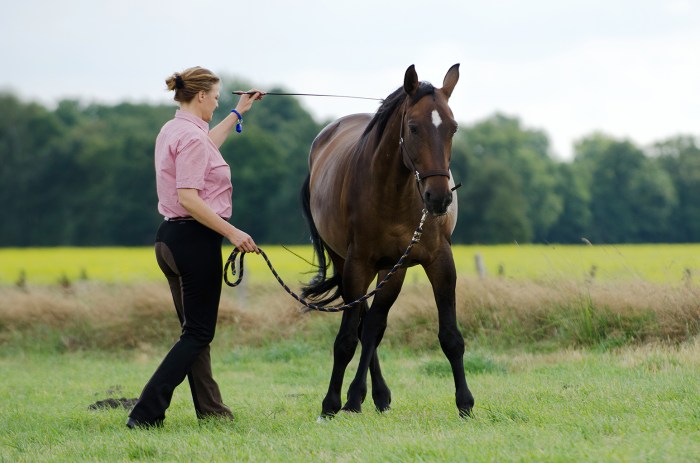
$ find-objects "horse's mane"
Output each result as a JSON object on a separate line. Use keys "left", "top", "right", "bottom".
{"left": 362, "top": 82, "right": 436, "bottom": 139}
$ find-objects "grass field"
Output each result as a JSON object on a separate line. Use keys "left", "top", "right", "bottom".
{"left": 1, "top": 243, "right": 700, "bottom": 286}
{"left": 1, "top": 341, "right": 699, "bottom": 462}
{"left": 1, "top": 245, "right": 699, "bottom": 461}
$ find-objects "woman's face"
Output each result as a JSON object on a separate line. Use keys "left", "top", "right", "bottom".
{"left": 200, "top": 82, "right": 220, "bottom": 122}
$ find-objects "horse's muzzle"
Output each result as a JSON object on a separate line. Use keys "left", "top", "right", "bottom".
{"left": 423, "top": 189, "right": 453, "bottom": 216}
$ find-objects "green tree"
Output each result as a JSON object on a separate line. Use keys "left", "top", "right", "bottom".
{"left": 456, "top": 156, "right": 531, "bottom": 243}
{"left": 545, "top": 162, "right": 592, "bottom": 243}
{"left": 653, "top": 136, "right": 700, "bottom": 242}
{"left": 574, "top": 134, "right": 677, "bottom": 243}
{"left": 0, "top": 94, "right": 66, "bottom": 245}
{"left": 2, "top": 89, "right": 698, "bottom": 247}
{"left": 451, "top": 113, "right": 562, "bottom": 243}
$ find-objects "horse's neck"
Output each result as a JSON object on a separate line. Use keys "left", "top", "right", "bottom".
{"left": 368, "top": 117, "right": 416, "bottom": 199}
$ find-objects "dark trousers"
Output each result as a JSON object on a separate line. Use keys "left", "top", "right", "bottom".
{"left": 129, "top": 220, "right": 232, "bottom": 424}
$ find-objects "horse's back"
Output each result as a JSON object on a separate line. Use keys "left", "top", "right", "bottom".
{"left": 308, "top": 114, "right": 372, "bottom": 257}
{"left": 309, "top": 113, "right": 371, "bottom": 207}
{"left": 309, "top": 114, "right": 372, "bottom": 170}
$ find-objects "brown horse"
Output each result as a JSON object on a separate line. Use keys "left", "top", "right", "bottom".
{"left": 300, "top": 64, "right": 474, "bottom": 419}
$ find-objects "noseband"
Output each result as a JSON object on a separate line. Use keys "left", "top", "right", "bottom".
{"left": 398, "top": 102, "right": 451, "bottom": 184}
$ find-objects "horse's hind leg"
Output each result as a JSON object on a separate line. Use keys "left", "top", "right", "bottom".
{"left": 369, "top": 349, "right": 390, "bottom": 412}
{"left": 344, "top": 268, "right": 406, "bottom": 413}
{"left": 424, "top": 250, "right": 474, "bottom": 417}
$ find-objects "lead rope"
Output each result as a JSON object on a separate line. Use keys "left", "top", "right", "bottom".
{"left": 224, "top": 209, "right": 429, "bottom": 313}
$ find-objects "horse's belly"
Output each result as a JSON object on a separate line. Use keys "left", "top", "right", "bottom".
{"left": 309, "top": 176, "right": 349, "bottom": 259}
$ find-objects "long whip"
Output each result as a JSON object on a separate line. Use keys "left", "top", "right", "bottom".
{"left": 233, "top": 91, "right": 383, "bottom": 101}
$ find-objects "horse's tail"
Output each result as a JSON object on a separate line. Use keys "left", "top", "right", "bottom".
{"left": 300, "top": 174, "right": 343, "bottom": 306}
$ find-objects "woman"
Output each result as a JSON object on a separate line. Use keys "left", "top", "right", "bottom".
{"left": 127, "top": 66, "right": 264, "bottom": 428}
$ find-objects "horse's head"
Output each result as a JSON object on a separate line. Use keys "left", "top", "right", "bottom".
{"left": 400, "top": 64, "right": 459, "bottom": 216}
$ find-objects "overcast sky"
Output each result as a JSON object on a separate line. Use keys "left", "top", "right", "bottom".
{"left": 2, "top": 0, "right": 699, "bottom": 159}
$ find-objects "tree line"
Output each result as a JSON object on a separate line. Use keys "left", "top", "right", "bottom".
{"left": 1, "top": 81, "right": 699, "bottom": 246}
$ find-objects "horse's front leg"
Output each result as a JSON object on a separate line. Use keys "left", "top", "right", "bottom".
{"left": 344, "top": 268, "right": 406, "bottom": 413}
{"left": 424, "top": 250, "right": 474, "bottom": 417}
{"left": 320, "top": 304, "right": 365, "bottom": 418}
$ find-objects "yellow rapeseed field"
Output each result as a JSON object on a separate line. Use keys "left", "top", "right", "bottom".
{"left": 455, "top": 243, "right": 700, "bottom": 284}
{"left": 1, "top": 244, "right": 698, "bottom": 286}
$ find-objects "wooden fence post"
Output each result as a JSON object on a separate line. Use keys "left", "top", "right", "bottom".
{"left": 475, "top": 253, "right": 486, "bottom": 278}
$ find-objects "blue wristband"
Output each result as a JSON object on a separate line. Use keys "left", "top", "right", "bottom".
{"left": 231, "top": 109, "right": 243, "bottom": 133}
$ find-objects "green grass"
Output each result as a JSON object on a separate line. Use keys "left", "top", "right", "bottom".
{"left": 2, "top": 246, "right": 699, "bottom": 460}
{"left": 2, "top": 244, "right": 700, "bottom": 286}
{"left": 1, "top": 341, "right": 699, "bottom": 462}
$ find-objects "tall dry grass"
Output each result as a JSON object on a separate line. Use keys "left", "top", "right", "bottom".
{"left": 1, "top": 277, "right": 699, "bottom": 352}
{"left": 0, "top": 282, "right": 311, "bottom": 351}
{"left": 389, "top": 278, "right": 700, "bottom": 349}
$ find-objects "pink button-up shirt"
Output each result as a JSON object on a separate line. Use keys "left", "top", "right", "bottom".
{"left": 155, "top": 110, "right": 233, "bottom": 219}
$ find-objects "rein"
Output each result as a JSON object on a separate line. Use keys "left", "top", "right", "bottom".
{"left": 224, "top": 209, "right": 429, "bottom": 312}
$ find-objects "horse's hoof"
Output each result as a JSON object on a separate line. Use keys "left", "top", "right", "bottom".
{"left": 372, "top": 390, "right": 391, "bottom": 413}
{"left": 376, "top": 405, "right": 391, "bottom": 414}
{"left": 459, "top": 407, "right": 473, "bottom": 419}
{"left": 341, "top": 405, "right": 361, "bottom": 414}
{"left": 317, "top": 409, "right": 337, "bottom": 423}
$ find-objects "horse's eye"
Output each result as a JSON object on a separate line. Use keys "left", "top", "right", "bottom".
{"left": 409, "top": 124, "right": 418, "bottom": 135}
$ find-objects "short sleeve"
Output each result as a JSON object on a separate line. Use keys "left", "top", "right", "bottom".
{"left": 175, "top": 136, "right": 207, "bottom": 190}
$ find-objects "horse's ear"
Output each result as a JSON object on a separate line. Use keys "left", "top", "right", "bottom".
{"left": 441, "top": 63, "right": 460, "bottom": 99}
{"left": 404, "top": 64, "right": 419, "bottom": 96}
